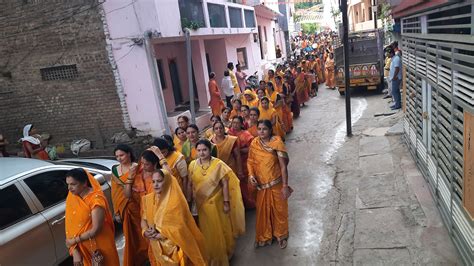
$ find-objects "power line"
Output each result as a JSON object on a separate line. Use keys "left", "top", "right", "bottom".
{"left": 116, "top": 45, "right": 136, "bottom": 62}
{"left": 105, "top": 0, "right": 136, "bottom": 14}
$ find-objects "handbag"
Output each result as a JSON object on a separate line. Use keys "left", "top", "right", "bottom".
{"left": 89, "top": 236, "right": 104, "bottom": 266}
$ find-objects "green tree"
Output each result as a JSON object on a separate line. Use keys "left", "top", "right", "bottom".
{"left": 301, "top": 23, "right": 320, "bottom": 34}
{"left": 295, "top": 0, "right": 322, "bottom": 10}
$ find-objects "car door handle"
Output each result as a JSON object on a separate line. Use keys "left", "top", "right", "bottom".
{"left": 51, "top": 215, "right": 65, "bottom": 226}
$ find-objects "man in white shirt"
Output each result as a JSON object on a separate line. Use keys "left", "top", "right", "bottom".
{"left": 221, "top": 70, "right": 234, "bottom": 108}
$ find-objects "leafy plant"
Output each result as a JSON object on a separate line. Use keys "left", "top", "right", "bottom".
{"left": 301, "top": 23, "right": 320, "bottom": 34}
{"left": 181, "top": 18, "right": 202, "bottom": 30}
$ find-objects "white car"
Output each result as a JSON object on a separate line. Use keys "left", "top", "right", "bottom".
{"left": 0, "top": 157, "right": 118, "bottom": 265}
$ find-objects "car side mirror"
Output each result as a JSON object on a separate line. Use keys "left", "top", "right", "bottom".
{"left": 94, "top": 174, "right": 106, "bottom": 185}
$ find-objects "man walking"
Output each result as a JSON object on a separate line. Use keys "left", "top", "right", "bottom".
{"left": 221, "top": 70, "right": 234, "bottom": 108}
{"left": 389, "top": 49, "right": 402, "bottom": 110}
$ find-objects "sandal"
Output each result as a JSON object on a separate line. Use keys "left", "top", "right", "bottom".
{"left": 278, "top": 239, "right": 288, "bottom": 249}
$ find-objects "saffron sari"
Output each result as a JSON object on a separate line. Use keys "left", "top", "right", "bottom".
{"left": 65, "top": 170, "right": 119, "bottom": 266}
{"left": 248, "top": 136, "right": 290, "bottom": 246}
{"left": 166, "top": 151, "right": 187, "bottom": 191}
{"left": 248, "top": 124, "right": 258, "bottom": 137}
{"left": 181, "top": 140, "right": 198, "bottom": 164}
{"left": 142, "top": 170, "right": 207, "bottom": 266}
{"left": 295, "top": 72, "right": 309, "bottom": 104}
{"left": 211, "top": 135, "right": 239, "bottom": 174}
{"left": 258, "top": 107, "right": 285, "bottom": 138}
{"left": 188, "top": 158, "right": 245, "bottom": 266}
{"left": 208, "top": 79, "right": 225, "bottom": 116}
{"left": 174, "top": 135, "right": 186, "bottom": 154}
{"left": 111, "top": 166, "right": 148, "bottom": 266}
{"left": 228, "top": 128, "right": 256, "bottom": 209}
{"left": 325, "top": 57, "right": 336, "bottom": 88}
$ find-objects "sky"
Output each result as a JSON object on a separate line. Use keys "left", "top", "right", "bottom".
{"left": 322, "top": 0, "right": 337, "bottom": 29}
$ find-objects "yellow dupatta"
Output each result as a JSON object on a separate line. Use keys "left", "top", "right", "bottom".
{"left": 166, "top": 151, "right": 185, "bottom": 189}
{"left": 142, "top": 170, "right": 207, "bottom": 266}
{"left": 190, "top": 158, "right": 245, "bottom": 237}
{"left": 213, "top": 135, "right": 238, "bottom": 170}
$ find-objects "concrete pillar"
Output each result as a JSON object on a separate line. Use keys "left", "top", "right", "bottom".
{"left": 191, "top": 39, "right": 211, "bottom": 111}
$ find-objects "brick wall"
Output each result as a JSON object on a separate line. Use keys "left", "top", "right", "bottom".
{"left": 0, "top": 0, "right": 127, "bottom": 147}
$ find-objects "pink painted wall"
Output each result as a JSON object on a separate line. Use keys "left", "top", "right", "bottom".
{"left": 204, "top": 38, "right": 228, "bottom": 88}
{"left": 154, "top": 42, "right": 190, "bottom": 112}
{"left": 256, "top": 16, "right": 277, "bottom": 61}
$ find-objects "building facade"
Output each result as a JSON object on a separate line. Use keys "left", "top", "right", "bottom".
{"left": 394, "top": 1, "right": 474, "bottom": 264}
{"left": 0, "top": 0, "right": 128, "bottom": 145}
{"left": 348, "top": 0, "right": 382, "bottom": 31}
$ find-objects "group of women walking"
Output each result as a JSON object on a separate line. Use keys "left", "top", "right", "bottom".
{"left": 63, "top": 35, "right": 336, "bottom": 265}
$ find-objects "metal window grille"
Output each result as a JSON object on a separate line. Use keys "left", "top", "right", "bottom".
{"left": 40, "top": 65, "right": 78, "bottom": 81}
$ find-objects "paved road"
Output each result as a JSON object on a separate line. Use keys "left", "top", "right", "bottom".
{"left": 231, "top": 85, "right": 367, "bottom": 265}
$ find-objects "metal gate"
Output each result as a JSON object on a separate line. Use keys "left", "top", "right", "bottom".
{"left": 401, "top": 1, "right": 474, "bottom": 264}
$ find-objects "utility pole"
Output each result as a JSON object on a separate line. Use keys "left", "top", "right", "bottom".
{"left": 184, "top": 28, "right": 196, "bottom": 125}
{"left": 340, "top": 0, "right": 352, "bottom": 136}
{"left": 372, "top": 0, "right": 378, "bottom": 29}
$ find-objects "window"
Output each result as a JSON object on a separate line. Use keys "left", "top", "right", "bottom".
{"left": 24, "top": 170, "right": 69, "bottom": 209}
{"left": 178, "top": 0, "right": 205, "bottom": 28}
{"left": 156, "top": 59, "right": 167, "bottom": 89}
{"left": 237, "top": 48, "right": 248, "bottom": 70}
{"left": 40, "top": 65, "right": 78, "bottom": 81}
{"left": 229, "top": 7, "right": 243, "bottom": 28}
{"left": 264, "top": 26, "right": 268, "bottom": 41}
{"left": 244, "top": 10, "right": 256, "bottom": 28}
{"left": 208, "top": 3, "right": 227, "bottom": 28}
{"left": 0, "top": 185, "right": 32, "bottom": 229}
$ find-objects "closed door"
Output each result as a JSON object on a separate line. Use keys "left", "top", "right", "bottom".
{"left": 169, "top": 59, "right": 183, "bottom": 105}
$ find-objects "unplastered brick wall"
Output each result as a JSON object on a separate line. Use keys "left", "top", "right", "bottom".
{"left": 0, "top": 0, "right": 127, "bottom": 146}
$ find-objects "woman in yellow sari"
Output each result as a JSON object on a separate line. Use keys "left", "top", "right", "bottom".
{"left": 242, "top": 89, "right": 258, "bottom": 108}
{"left": 174, "top": 127, "right": 187, "bottom": 153}
{"left": 210, "top": 121, "right": 245, "bottom": 181}
{"left": 188, "top": 139, "right": 245, "bottom": 266}
{"left": 181, "top": 124, "right": 200, "bottom": 164}
{"left": 173, "top": 116, "right": 189, "bottom": 148}
{"left": 141, "top": 169, "right": 207, "bottom": 265}
{"left": 111, "top": 145, "right": 148, "bottom": 266}
{"left": 325, "top": 52, "right": 336, "bottom": 90}
{"left": 229, "top": 99, "right": 242, "bottom": 119}
{"left": 65, "top": 168, "right": 119, "bottom": 266}
{"left": 266, "top": 82, "right": 278, "bottom": 105}
{"left": 153, "top": 138, "right": 189, "bottom": 196}
{"left": 258, "top": 97, "right": 285, "bottom": 138}
{"left": 248, "top": 120, "right": 292, "bottom": 249}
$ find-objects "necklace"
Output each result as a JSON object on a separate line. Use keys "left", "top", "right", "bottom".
{"left": 199, "top": 158, "right": 212, "bottom": 176}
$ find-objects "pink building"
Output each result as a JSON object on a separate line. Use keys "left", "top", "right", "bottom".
{"left": 103, "top": 0, "right": 261, "bottom": 135}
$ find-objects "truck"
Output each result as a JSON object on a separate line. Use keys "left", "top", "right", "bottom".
{"left": 334, "top": 29, "right": 385, "bottom": 96}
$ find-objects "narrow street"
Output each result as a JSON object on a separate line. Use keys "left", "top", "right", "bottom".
{"left": 231, "top": 85, "right": 367, "bottom": 265}
{"left": 231, "top": 84, "right": 461, "bottom": 265}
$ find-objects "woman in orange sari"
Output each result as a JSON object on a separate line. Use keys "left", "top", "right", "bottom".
{"left": 325, "top": 52, "right": 336, "bottom": 90}
{"left": 65, "top": 168, "right": 119, "bottom": 266}
{"left": 221, "top": 107, "right": 232, "bottom": 128}
{"left": 295, "top": 67, "right": 309, "bottom": 107}
{"left": 248, "top": 120, "right": 292, "bottom": 249}
{"left": 141, "top": 169, "right": 207, "bottom": 265}
{"left": 248, "top": 107, "right": 260, "bottom": 137}
{"left": 210, "top": 121, "right": 245, "bottom": 180}
{"left": 208, "top": 72, "right": 225, "bottom": 116}
{"left": 111, "top": 145, "right": 148, "bottom": 266}
{"left": 229, "top": 99, "right": 242, "bottom": 119}
{"left": 228, "top": 116, "right": 256, "bottom": 209}
{"left": 188, "top": 139, "right": 245, "bottom": 265}
{"left": 258, "top": 97, "right": 285, "bottom": 139}
{"left": 279, "top": 77, "right": 294, "bottom": 133}
{"left": 128, "top": 150, "right": 160, "bottom": 196}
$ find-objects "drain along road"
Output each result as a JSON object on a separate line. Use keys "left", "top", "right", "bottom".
{"left": 231, "top": 85, "right": 460, "bottom": 265}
